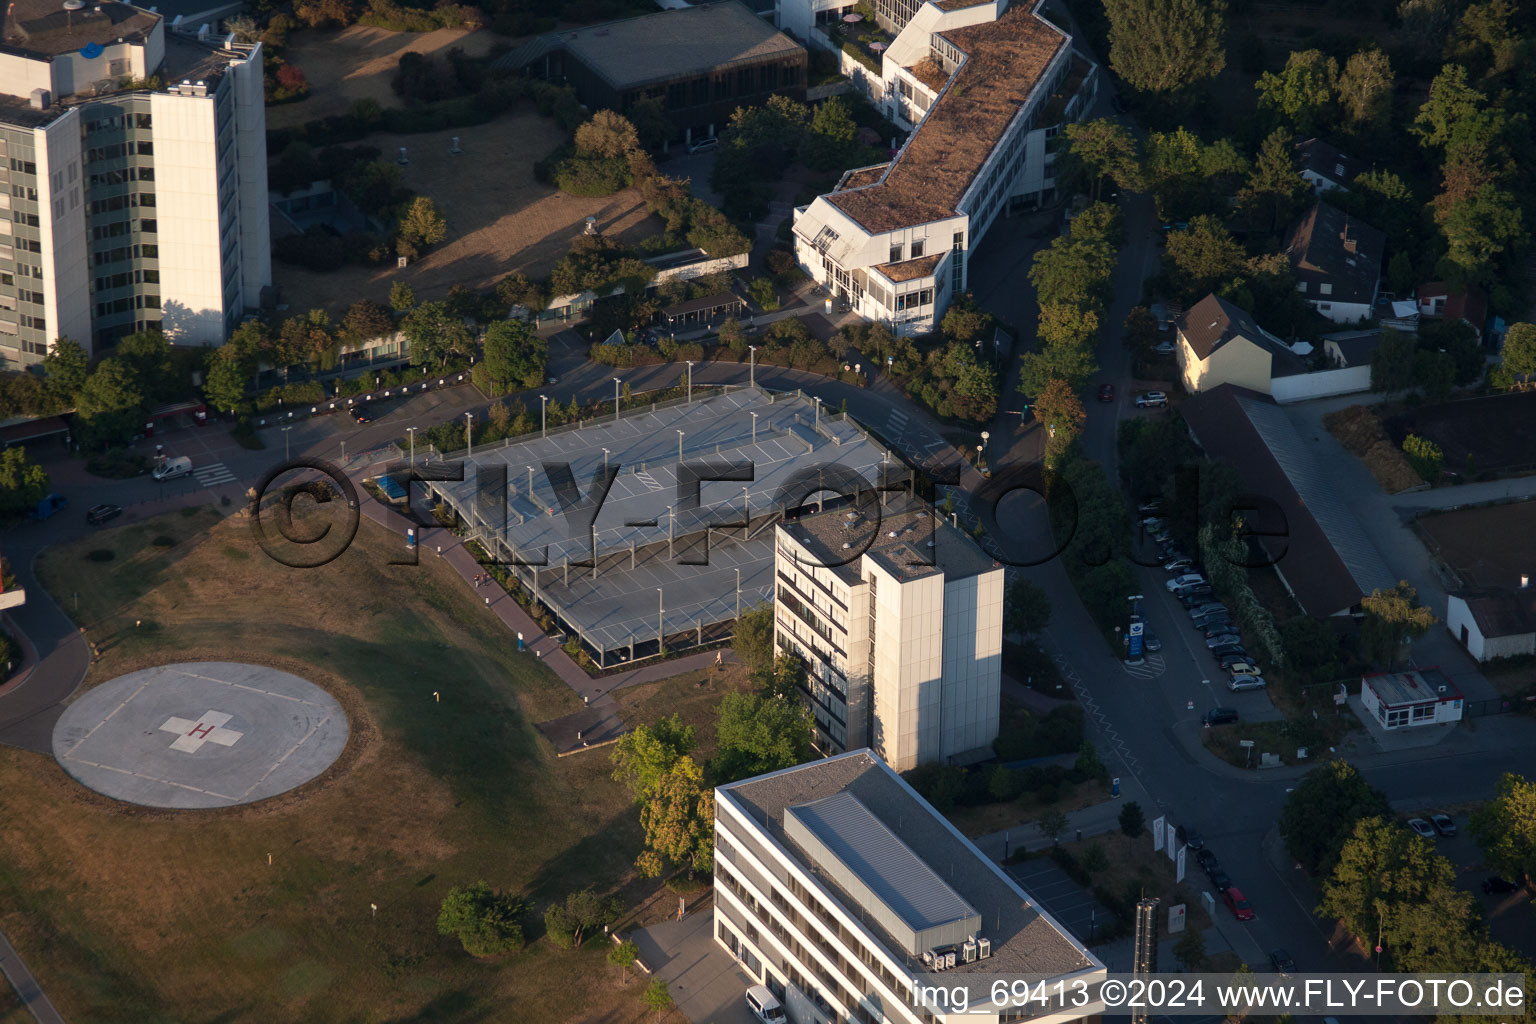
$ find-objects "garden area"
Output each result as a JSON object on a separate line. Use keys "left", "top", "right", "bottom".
{"left": 2, "top": 502, "right": 722, "bottom": 1022}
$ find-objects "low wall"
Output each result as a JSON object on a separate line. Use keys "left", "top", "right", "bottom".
{"left": 1271, "top": 365, "right": 1371, "bottom": 404}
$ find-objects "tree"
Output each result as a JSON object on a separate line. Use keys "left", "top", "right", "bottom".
{"left": 1037, "top": 809, "right": 1069, "bottom": 844}
{"left": 608, "top": 939, "right": 640, "bottom": 984}
{"left": 732, "top": 604, "right": 774, "bottom": 674}
{"left": 389, "top": 280, "right": 416, "bottom": 313}
{"left": 436, "top": 881, "right": 529, "bottom": 958}
{"left": 1005, "top": 578, "right": 1052, "bottom": 636}
{"left": 1029, "top": 233, "right": 1117, "bottom": 310}
{"left": 543, "top": 888, "right": 622, "bottom": 949}
{"left": 756, "top": 653, "right": 806, "bottom": 703}
{"left": 637, "top": 756, "right": 714, "bottom": 879}
{"left": 575, "top": 110, "right": 640, "bottom": 159}
{"left": 1470, "top": 773, "right": 1536, "bottom": 885}
{"left": 1402, "top": 433, "right": 1444, "bottom": 483}
{"left": 494, "top": 272, "right": 544, "bottom": 313}
{"left": 1033, "top": 378, "right": 1087, "bottom": 468}
{"left": 1369, "top": 328, "right": 1417, "bottom": 392}
{"left": 1337, "top": 48, "right": 1394, "bottom": 132}
{"left": 1280, "top": 760, "right": 1392, "bottom": 876}
{"left": 711, "top": 690, "right": 813, "bottom": 783}
{"left": 940, "top": 296, "right": 994, "bottom": 347}
{"left": 481, "top": 319, "right": 547, "bottom": 392}
{"left": 115, "top": 330, "right": 177, "bottom": 403}
{"left": 1494, "top": 322, "right": 1536, "bottom": 388}
{"left": 74, "top": 358, "right": 145, "bottom": 449}
{"left": 1360, "top": 581, "right": 1437, "bottom": 669}
{"left": 1037, "top": 303, "right": 1100, "bottom": 350}
{"left": 644, "top": 978, "right": 674, "bottom": 1023}
{"left": 41, "top": 338, "right": 89, "bottom": 405}
{"left": 804, "top": 96, "right": 858, "bottom": 171}
{"left": 340, "top": 299, "right": 394, "bottom": 347}
{"left": 203, "top": 346, "right": 252, "bottom": 415}
{"left": 1104, "top": 0, "right": 1228, "bottom": 96}
{"left": 401, "top": 301, "right": 472, "bottom": 367}
{"left": 1019, "top": 340, "right": 1099, "bottom": 398}
{"left": 1062, "top": 119, "right": 1141, "bottom": 200}
{"left": 1119, "top": 800, "right": 1145, "bottom": 837}
{"left": 1238, "top": 129, "right": 1306, "bottom": 235}
{"left": 1174, "top": 927, "right": 1207, "bottom": 970}
{"left": 0, "top": 446, "right": 49, "bottom": 518}
{"left": 1164, "top": 215, "right": 1246, "bottom": 301}
{"left": 628, "top": 97, "right": 675, "bottom": 151}
{"left": 396, "top": 195, "right": 448, "bottom": 256}
{"left": 1074, "top": 740, "right": 1103, "bottom": 779}
{"left": 1256, "top": 49, "right": 1338, "bottom": 133}
{"left": 1386, "top": 251, "right": 1416, "bottom": 296}
{"left": 611, "top": 714, "right": 697, "bottom": 802}
{"left": 1122, "top": 306, "right": 1159, "bottom": 360}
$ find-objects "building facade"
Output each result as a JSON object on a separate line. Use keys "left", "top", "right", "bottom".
{"left": 1446, "top": 584, "right": 1536, "bottom": 662}
{"left": 1175, "top": 293, "right": 1308, "bottom": 398}
{"left": 1284, "top": 200, "right": 1383, "bottom": 326}
{"left": 1360, "top": 668, "right": 1464, "bottom": 730}
{"left": 786, "top": 0, "right": 1095, "bottom": 336}
{"left": 0, "top": 0, "right": 269, "bottom": 368}
{"left": 773, "top": 502, "right": 1003, "bottom": 770}
{"left": 715, "top": 751, "right": 1106, "bottom": 1024}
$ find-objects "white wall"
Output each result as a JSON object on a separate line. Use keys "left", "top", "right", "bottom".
{"left": 231, "top": 43, "right": 271, "bottom": 306}
{"left": 35, "top": 111, "right": 93, "bottom": 355}
{"left": 150, "top": 88, "right": 225, "bottom": 341}
{"left": 938, "top": 568, "right": 1002, "bottom": 759}
{"left": 1270, "top": 365, "right": 1371, "bottom": 403}
{"left": 1308, "top": 298, "right": 1372, "bottom": 325}
{"left": 1446, "top": 595, "right": 1535, "bottom": 661}
{"left": 0, "top": 53, "right": 53, "bottom": 100}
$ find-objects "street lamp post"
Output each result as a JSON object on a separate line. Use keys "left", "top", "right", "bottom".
{"left": 686, "top": 360, "right": 694, "bottom": 404}
{"left": 540, "top": 394, "right": 549, "bottom": 439}
{"left": 979, "top": 430, "right": 990, "bottom": 475}
{"left": 281, "top": 426, "right": 293, "bottom": 461}
{"left": 666, "top": 505, "right": 675, "bottom": 558}
{"left": 735, "top": 567, "right": 741, "bottom": 620}
{"left": 602, "top": 447, "right": 610, "bottom": 473}
{"left": 613, "top": 378, "right": 621, "bottom": 422}
{"left": 465, "top": 412, "right": 474, "bottom": 456}
{"left": 742, "top": 486, "right": 750, "bottom": 539}
{"left": 657, "top": 588, "right": 664, "bottom": 649}
{"left": 677, "top": 429, "right": 685, "bottom": 461}
{"left": 406, "top": 426, "right": 417, "bottom": 468}
{"left": 749, "top": 345, "right": 757, "bottom": 389}
{"left": 750, "top": 411, "right": 758, "bottom": 445}
{"left": 813, "top": 395, "right": 821, "bottom": 430}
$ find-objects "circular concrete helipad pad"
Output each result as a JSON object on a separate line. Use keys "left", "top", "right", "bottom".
{"left": 52, "top": 662, "right": 349, "bottom": 809}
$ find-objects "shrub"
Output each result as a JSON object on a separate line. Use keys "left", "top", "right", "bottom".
{"left": 553, "top": 156, "right": 631, "bottom": 197}
{"left": 437, "top": 882, "right": 529, "bottom": 958}
{"left": 1402, "top": 433, "right": 1443, "bottom": 484}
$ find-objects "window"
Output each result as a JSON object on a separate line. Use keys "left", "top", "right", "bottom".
{"left": 1319, "top": 283, "right": 1332, "bottom": 295}
{"left": 1318, "top": 303, "right": 1331, "bottom": 311}
{"left": 889, "top": 243, "right": 903, "bottom": 263}
{"left": 910, "top": 239, "right": 924, "bottom": 258}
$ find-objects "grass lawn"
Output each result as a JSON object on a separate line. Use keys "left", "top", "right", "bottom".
{"left": 1201, "top": 715, "right": 1352, "bottom": 770}
{"left": 2, "top": 503, "right": 705, "bottom": 1024}
{"left": 1482, "top": 656, "right": 1536, "bottom": 701}
{"left": 1031, "top": 831, "right": 1213, "bottom": 941}
{"left": 945, "top": 778, "right": 1110, "bottom": 839}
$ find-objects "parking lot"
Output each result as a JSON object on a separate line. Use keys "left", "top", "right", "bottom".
{"left": 1005, "top": 858, "right": 1117, "bottom": 945}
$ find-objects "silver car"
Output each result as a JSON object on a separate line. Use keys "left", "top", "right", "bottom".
{"left": 1227, "top": 674, "right": 1266, "bottom": 691}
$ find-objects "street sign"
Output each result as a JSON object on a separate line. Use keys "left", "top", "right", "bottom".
{"left": 1175, "top": 847, "right": 1187, "bottom": 884}
{"left": 1152, "top": 815, "right": 1165, "bottom": 852}
{"left": 1238, "top": 739, "right": 1255, "bottom": 748}
{"left": 1165, "top": 822, "right": 1177, "bottom": 862}
{"left": 1127, "top": 619, "right": 1144, "bottom": 659}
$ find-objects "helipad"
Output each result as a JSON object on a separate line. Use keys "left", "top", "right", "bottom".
{"left": 52, "top": 662, "right": 349, "bottom": 809}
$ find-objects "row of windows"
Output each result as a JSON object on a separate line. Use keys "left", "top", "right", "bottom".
{"left": 95, "top": 268, "right": 160, "bottom": 292}
{"left": 86, "top": 141, "right": 154, "bottom": 163}
{"left": 93, "top": 243, "right": 158, "bottom": 266}
{"left": 97, "top": 294, "right": 160, "bottom": 317}
{"left": 894, "top": 288, "right": 934, "bottom": 311}
{"left": 90, "top": 218, "right": 156, "bottom": 240}
{"left": 8, "top": 158, "right": 36, "bottom": 176}
{"left": 1, "top": 264, "right": 43, "bottom": 283}
{"left": 89, "top": 166, "right": 155, "bottom": 188}
{"left": 10, "top": 184, "right": 37, "bottom": 201}
{"left": 0, "top": 238, "right": 43, "bottom": 256}
{"left": 10, "top": 210, "right": 38, "bottom": 228}
{"left": 88, "top": 192, "right": 156, "bottom": 216}
{"left": 889, "top": 238, "right": 925, "bottom": 263}
{"left": 84, "top": 112, "right": 152, "bottom": 133}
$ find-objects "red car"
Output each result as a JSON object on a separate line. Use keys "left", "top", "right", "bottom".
{"left": 1224, "top": 886, "right": 1255, "bottom": 921}
{"left": 1098, "top": 383, "right": 1116, "bottom": 402}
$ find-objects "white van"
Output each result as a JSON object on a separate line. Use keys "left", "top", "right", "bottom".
{"left": 746, "top": 985, "right": 785, "bottom": 1023}
{"left": 153, "top": 455, "right": 193, "bottom": 481}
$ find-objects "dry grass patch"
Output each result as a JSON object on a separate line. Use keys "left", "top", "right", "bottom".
{"left": 1323, "top": 405, "right": 1423, "bottom": 494}
{"left": 1046, "top": 831, "right": 1213, "bottom": 940}
{"left": 946, "top": 777, "right": 1110, "bottom": 839}
{"left": 3, "top": 505, "right": 668, "bottom": 1024}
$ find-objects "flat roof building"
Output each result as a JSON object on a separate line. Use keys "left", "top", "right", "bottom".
{"left": 0, "top": 0, "right": 270, "bottom": 368}
{"left": 715, "top": 750, "right": 1106, "bottom": 1024}
{"left": 496, "top": 1, "right": 807, "bottom": 141}
{"left": 774, "top": 497, "right": 1002, "bottom": 769}
{"left": 785, "top": 0, "right": 1096, "bottom": 336}
{"left": 1360, "top": 668, "right": 1464, "bottom": 731}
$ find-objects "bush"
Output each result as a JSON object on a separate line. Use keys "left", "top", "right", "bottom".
{"left": 1050, "top": 846, "right": 1091, "bottom": 885}
{"left": 1402, "top": 433, "right": 1443, "bottom": 484}
{"left": 86, "top": 448, "right": 149, "bottom": 479}
{"left": 553, "top": 155, "right": 631, "bottom": 197}
{"left": 437, "top": 882, "right": 528, "bottom": 958}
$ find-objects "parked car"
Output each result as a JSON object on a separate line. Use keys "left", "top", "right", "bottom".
{"left": 1408, "top": 818, "right": 1437, "bottom": 839}
{"left": 1225, "top": 662, "right": 1261, "bottom": 677}
{"left": 1209, "top": 641, "right": 1247, "bottom": 658}
{"left": 1483, "top": 876, "right": 1519, "bottom": 894}
{"left": 31, "top": 493, "right": 68, "bottom": 519}
{"left": 688, "top": 136, "right": 719, "bottom": 154}
{"left": 353, "top": 408, "right": 373, "bottom": 423}
{"left": 86, "top": 503, "right": 123, "bottom": 526}
{"left": 1178, "top": 587, "right": 1215, "bottom": 605}
{"left": 1142, "top": 516, "right": 1167, "bottom": 529}
{"left": 1138, "top": 500, "right": 1165, "bottom": 515}
{"left": 1136, "top": 391, "right": 1168, "bottom": 408}
{"left": 1228, "top": 675, "right": 1266, "bottom": 691}
{"left": 1269, "top": 949, "right": 1297, "bottom": 974}
{"left": 1154, "top": 340, "right": 1176, "bottom": 355}
{"left": 1167, "top": 573, "right": 1206, "bottom": 592}
{"left": 1204, "top": 707, "right": 1239, "bottom": 726}
{"left": 1431, "top": 813, "right": 1457, "bottom": 837}
{"left": 1187, "top": 602, "right": 1226, "bottom": 618}
{"left": 1144, "top": 631, "right": 1162, "bottom": 652}
{"left": 1218, "top": 652, "right": 1252, "bottom": 670}
{"left": 1164, "top": 557, "right": 1195, "bottom": 572}
{"left": 1098, "top": 383, "right": 1116, "bottom": 402}
{"left": 1223, "top": 887, "right": 1254, "bottom": 920}
{"left": 1193, "top": 611, "right": 1232, "bottom": 628}
{"left": 1195, "top": 847, "right": 1220, "bottom": 870}
{"left": 1204, "top": 624, "right": 1241, "bottom": 640}
{"left": 1176, "top": 825, "right": 1204, "bottom": 850}
{"left": 1208, "top": 867, "right": 1232, "bottom": 891}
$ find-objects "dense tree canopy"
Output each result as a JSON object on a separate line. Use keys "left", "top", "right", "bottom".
{"left": 1104, "top": 0, "right": 1228, "bottom": 95}
{"left": 1280, "top": 760, "right": 1392, "bottom": 876}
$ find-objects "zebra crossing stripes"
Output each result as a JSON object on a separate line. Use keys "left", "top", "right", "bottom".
{"left": 1122, "top": 654, "right": 1167, "bottom": 679}
{"left": 633, "top": 470, "right": 663, "bottom": 492}
{"left": 193, "top": 462, "right": 236, "bottom": 487}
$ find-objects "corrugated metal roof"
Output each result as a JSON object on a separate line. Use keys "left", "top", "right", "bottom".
{"left": 787, "top": 790, "right": 977, "bottom": 932}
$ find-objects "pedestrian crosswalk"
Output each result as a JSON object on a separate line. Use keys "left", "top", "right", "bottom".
{"left": 633, "top": 470, "right": 663, "bottom": 492}
{"left": 194, "top": 462, "right": 236, "bottom": 487}
{"left": 1122, "top": 654, "right": 1167, "bottom": 679}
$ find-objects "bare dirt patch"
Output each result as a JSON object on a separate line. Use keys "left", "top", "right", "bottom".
{"left": 1414, "top": 500, "right": 1536, "bottom": 590}
{"left": 272, "top": 110, "right": 663, "bottom": 316}
{"left": 1384, "top": 391, "right": 1536, "bottom": 476}
{"left": 265, "top": 26, "right": 503, "bottom": 130}
{"left": 1324, "top": 404, "right": 1424, "bottom": 494}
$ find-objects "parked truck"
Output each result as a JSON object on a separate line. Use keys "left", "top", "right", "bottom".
{"left": 30, "top": 493, "right": 68, "bottom": 520}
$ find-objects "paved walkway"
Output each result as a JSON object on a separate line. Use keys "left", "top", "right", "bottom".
{"left": 0, "top": 928, "right": 65, "bottom": 1024}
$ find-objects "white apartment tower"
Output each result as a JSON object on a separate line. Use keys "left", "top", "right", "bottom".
{"left": 715, "top": 751, "right": 1107, "bottom": 1024}
{"left": 773, "top": 501, "right": 1003, "bottom": 771}
{"left": 0, "top": 0, "right": 270, "bottom": 368}
{"left": 782, "top": 0, "right": 1097, "bottom": 335}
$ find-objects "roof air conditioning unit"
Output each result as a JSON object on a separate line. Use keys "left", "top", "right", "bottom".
{"left": 922, "top": 950, "right": 935, "bottom": 968}
{"left": 978, "top": 937, "right": 992, "bottom": 959}
{"left": 961, "top": 939, "right": 978, "bottom": 963}
{"left": 944, "top": 951, "right": 956, "bottom": 969}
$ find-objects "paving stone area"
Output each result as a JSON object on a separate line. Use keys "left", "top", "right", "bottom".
{"left": 52, "top": 662, "right": 349, "bottom": 809}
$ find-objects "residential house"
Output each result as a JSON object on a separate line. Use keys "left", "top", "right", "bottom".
{"left": 1446, "top": 580, "right": 1536, "bottom": 661}
{"left": 1360, "top": 668, "right": 1464, "bottom": 731}
{"left": 1295, "top": 137, "right": 1365, "bottom": 194}
{"left": 1416, "top": 281, "right": 1488, "bottom": 341}
{"left": 1175, "top": 293, "right": 1308, "bottom": 397}
{"left": 1284, "top": 201, "right": 1385, "bottom": 325}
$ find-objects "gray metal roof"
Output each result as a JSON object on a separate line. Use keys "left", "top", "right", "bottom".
{"left": 1237, "top": 395, "right": 1397, "bottom": 599}
{"left": 787, "top": 791, "right": 979, "bottom": 945}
